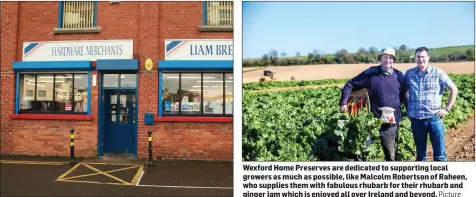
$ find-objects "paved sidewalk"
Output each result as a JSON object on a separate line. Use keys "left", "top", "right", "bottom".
{"left": 0, "top": 155, "right": 233, "bottom": 196}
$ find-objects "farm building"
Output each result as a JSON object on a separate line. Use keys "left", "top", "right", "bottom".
{"left": 1, "top": 1, "right": 234, "bottom": 161}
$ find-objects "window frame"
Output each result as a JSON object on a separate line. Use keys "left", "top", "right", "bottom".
{"left": 199, "top": 1, "right": 233, "bottom": 32}
{"left": 160, "top": 71, "right": 233, "bottom": 117}
{"left": 16, "top": 72, "right": 91, "bottom": 115}
{"left": 57, "top": 1, "right": 98, "bottom": 29}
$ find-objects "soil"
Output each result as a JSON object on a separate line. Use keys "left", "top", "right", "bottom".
{"left": 243, "top": 62, "right": 475, "bottom": 83}
{"left": 427, "top": 115, "right": 475, "bottom": 161}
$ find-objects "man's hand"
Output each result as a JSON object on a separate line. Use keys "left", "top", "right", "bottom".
{"left": 436, "top": 109, "right": 448, "bottom": 119}
{"left": 340, "top": 105, "right": 348, "bottom": 113}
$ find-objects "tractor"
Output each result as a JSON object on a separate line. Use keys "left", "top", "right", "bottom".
{"left": 259, "top": 70, "right": 277, "bottom": 82}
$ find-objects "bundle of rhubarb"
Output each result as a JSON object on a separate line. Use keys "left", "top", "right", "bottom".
{"left": 346, "top": 93, "right": 370, "bottom": 118}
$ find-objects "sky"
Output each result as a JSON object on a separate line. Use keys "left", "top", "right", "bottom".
{"left": 243, "top": 2, "right": 475, "bottom": 59}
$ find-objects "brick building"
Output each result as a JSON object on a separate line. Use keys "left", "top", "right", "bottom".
{"left": 0, "top": 1, "right": 234, "bottom": 161}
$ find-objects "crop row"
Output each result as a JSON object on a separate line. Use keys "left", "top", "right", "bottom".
{"left": 242, "top": 74, "right": 474, "bottom": 161}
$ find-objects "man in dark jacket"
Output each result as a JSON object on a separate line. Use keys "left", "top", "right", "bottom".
{"left": 339, "top": 47, "right": 406, "bottom": 161}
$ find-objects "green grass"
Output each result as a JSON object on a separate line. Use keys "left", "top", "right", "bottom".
{"left": 427, "top": 45, "right": 474, "bottom": 57}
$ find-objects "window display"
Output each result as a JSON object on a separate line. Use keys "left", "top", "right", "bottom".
{"left": 162, "top": 72, "right": 233, "bottom": 116}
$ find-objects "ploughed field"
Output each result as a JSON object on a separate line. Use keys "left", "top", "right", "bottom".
{"left": 242, "top": 62, "right": 475, "bottom": 83}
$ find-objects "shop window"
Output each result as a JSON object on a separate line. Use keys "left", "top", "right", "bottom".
{"left": 74, "top": 74, "right": 88, "bottom": 112}
{"left": 162, "top": 73, "right": 179, "bottom": 115}
{"left": 203, "top": 73, "right": 223, "bottom": 115}
{"left": 35, "top": 74, "right": 54, "bottom": 112}
{"left": 180, "top": 73, "right": 202, "bottom": 115}
{"left": 204, "top": 1, "right": 233, "bottom": 26}
{"left": 19, "top": 74, "right": 36, "bottom": 112}
{"left": 162, "top": 72, "right": 233, "bottom": 116}
{"left": 19, "top": 73, "right": 89, "bottom": 114}
{"left": 225, "top": 73, "right": 233, "bottom": 114}
{"left": 59, "top": 1, "right": 97, "bottom": 29}
{"left": 55, "top": 74, "right": 73, "bottom": 112}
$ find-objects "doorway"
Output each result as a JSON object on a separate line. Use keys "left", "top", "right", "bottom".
{"left": 103, "top": 90, "right": 136, "bottom": 153}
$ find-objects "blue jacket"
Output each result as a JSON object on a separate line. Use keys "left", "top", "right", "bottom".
{"left": 339, "top": 66, "right": 406, "bottom": 123}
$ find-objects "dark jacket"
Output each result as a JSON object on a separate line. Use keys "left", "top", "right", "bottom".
{"left": 339, "top": 66, "right": 406, "bottom": 123}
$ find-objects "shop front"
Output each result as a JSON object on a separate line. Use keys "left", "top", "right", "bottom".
{"left": 2, "top": 1, "right": 233, "bottom": 161}
{"left": 140, "top": 39, "right": 234, "bottom": 161}
{"left": 10, "top": 39, "right": 139, "bottom": 157}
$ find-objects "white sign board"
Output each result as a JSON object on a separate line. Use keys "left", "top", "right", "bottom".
{"left": 22, "top": 40, "right": 133, "bottom": 61}
{"left": 165, "top": 39, "right": 233, "bottom": 60}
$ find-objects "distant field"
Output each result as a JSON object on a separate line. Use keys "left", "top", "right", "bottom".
{"left": 242, "top": 67, "right": 264, "bottom": 72}
{"left": 428, "top": 46, "right": 475, "bottom": 56}
{"left": 243, "top": 45, "right": 475, "bottom": 62}
{"left": 242, "top": 62, "right": 475, "bottom": 83}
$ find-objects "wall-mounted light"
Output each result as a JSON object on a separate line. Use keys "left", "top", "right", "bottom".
{"left": 110, "top": 0, "right": 120, "bottom": 4}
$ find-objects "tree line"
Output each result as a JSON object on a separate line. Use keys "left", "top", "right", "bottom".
{"left": 243, "top": 45, "right": 475, "bottom": 67}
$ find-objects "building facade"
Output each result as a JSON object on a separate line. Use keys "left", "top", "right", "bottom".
{"left": 0, "top": 1, "right": 234, "bottom": 161}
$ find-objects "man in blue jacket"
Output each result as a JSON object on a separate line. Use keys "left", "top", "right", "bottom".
{"left": 339, "top": 47, "right": 406, "bottom": 161}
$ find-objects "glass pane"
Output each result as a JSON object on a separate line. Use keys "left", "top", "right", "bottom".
{"left": 35, "top": 74, "right": 54, "bottom": 112}
{"left": 120, "top": 74, "right": 137, "bottom": 88}
{"left": 163, "top": 73, "right": 179, "bottom": 115}
{"left": 103, "top": 74, "right": 119, "bottom": 87}
{"left": 110, "top": 94, "right": 117, "bottom": 123}
{"left": 19, "top": 74, "right": 35, "bottom": 112}
{"left": 74, "top": 74, "right": 88, "bottom": 112}
{"left": 180, "top": 73, "right": 201, "bottom": 115}
{"left": 119, "top": 94, "right": 128, "bottom": 123}
{"left": 55, "top": 74, "right": 73, "bottom": 112}
{"left": 225, "top": 73, "right": 233, "bottom": 114}
{"left": 203, "top": 73, "right": 223, "bottom": 114}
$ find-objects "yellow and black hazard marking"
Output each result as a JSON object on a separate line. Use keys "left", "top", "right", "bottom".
{"left": 56, "top": 163, "right": 144, "bottom": 186}
{"left": 0, "top": 160, "right": 68, "bottom": 165}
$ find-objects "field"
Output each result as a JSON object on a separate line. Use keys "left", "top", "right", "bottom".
{"left": 242, "top": 61, "right": 475, "bottom": 161}
{"left": 243, "top": 62, "right": 475, "bottom": 83}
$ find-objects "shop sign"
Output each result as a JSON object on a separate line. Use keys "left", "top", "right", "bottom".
{"left": 65, "top": 104, "right": 72, "bottom": 111}
{"left": 165, "top": 39, "right": 232, "bottom": 60}
{"left": 22, "top": 40, "right": 133, "bottom": 61}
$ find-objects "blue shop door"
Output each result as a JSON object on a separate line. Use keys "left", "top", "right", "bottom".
{"left": 104, "top": 91, "right": 136, "bottom": 153}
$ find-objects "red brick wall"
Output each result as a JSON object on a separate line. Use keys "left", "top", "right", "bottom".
{"left": 1, "top": 2, "right": 233, "bottom": 161}
{"left": 137, "top": 2, "right": 233, "bottom": 161}
{"left": 1, "top": 2, "right": 19, "bottom": 154}
{"left": 158, "top": 2, "right": 233, "bottom": 58}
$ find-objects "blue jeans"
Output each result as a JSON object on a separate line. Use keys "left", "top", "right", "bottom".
{"left": 410, "top": 115, "right": 447, "bottom": 161}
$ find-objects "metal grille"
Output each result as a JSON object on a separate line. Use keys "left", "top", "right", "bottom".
{"left": 206, "top": 1, "right": 233, "bottom": 26}
{"left": 62, "top": 1, "right": 95, "bottom": 28}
